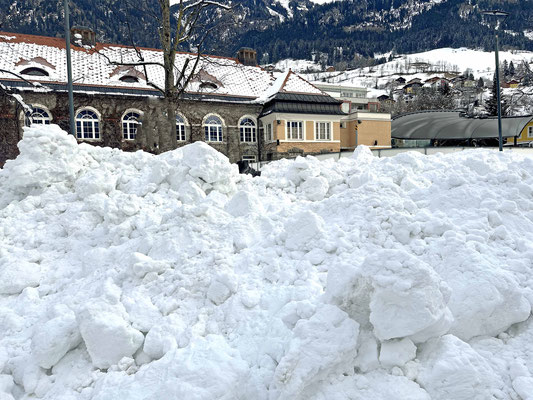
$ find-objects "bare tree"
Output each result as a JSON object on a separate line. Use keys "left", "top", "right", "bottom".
{"left": 0, "top": 69, "right": 40, "bottom": 116}
{"left": 103, "top": 0, "right": 231, "bottom": 152}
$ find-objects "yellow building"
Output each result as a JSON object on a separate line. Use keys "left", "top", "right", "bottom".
{"left": 259, "top": 71, "right": 391, "bottom": 159}
{"left": 516, "top": 118, "right": 533, "bottom": 145}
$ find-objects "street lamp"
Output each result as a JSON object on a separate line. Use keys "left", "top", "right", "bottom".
{"left": 63, "top": 0, "right": 75, "bottom": 136}
{"left": 481, "top": 10, "right": 509, "bottom": 152}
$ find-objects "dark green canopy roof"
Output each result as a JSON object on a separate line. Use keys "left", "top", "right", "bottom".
{"left": 260, "top": 93, "right": 345, "bottom": 117}
{"left": 392, "top": 111, "right": 533, "bottom": 140}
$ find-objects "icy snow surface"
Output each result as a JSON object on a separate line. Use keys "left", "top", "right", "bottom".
{"left": 1, "top": 125, "right": 533, "bottom": 399}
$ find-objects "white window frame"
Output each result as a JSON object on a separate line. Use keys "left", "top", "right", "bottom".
{"left": 75, "top": 108, "right": 101, "bottom": 140}
{"left": 176, "top": 113, "right": 188, "bottom": 141}
{"left": 315, "top": 121, "right": 332, "bottom": 141}
{"left": 528, "top": 126, "right": 533, "bottom": 138}
{"left": 239, "top": 116, "right": 257, "bottom": 143}
{"left": 26, "top": 105, "right": 52, "bottom": 126}
{"left": 121, "top": 110, "right": 142, "bottom": 141}
{"left": 286, "top": 121, "right": 304, "bottom": 140}
{"left": 203, "top": 114, "right": 224, "bottom": 142}
{"left": 242, "top": 155, "right": 257, "bottom": 162}
{"left": 264, "top": 123, "right": 273, "bottom": 142}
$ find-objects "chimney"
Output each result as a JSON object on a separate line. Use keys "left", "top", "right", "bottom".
{"left": 237, "top": 48, "right": 257, "bottom": 66}
{"left": 70, "top": 26, "right": 96, "bottom": 47}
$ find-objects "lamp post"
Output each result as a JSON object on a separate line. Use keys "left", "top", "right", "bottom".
{"left": 482, "top": 10, "right": 509, "bottom": 152}
{"left": 63, "top": 0, "right": 75, "bottom": 136}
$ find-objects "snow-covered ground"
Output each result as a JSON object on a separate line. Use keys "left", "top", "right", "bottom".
{"left": 2, "top": 125, "right": 533, "bottom": 399}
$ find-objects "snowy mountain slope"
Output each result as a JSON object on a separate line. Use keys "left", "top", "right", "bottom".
{"left": 1, "top": 124, "right": 533, "bottom": 399}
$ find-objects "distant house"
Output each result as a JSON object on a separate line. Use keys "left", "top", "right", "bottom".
{"left": 508, "top": 79, "right": 520, "bottom": 88}
{"left": 395, "top": 77, "right": 406, "bottom": 85}
{"left": 403, "top": 79, "right": 423, "bottom": 94}
{"left": 424, "top": 77, "right": 450, "bottom": 89}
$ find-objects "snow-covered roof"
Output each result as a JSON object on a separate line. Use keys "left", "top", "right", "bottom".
{"left": 0, "top": 32, "right": 326, "bottom": 103}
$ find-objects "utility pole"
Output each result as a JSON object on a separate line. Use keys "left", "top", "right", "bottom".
{"left": 495, "top": 32, "right": 503, "bottom": 151}
{"left": 482, "top": 10, "right": 509, "bottom": 152}
{"left": 63, "top": 0, "right": 76, "bottom": 136}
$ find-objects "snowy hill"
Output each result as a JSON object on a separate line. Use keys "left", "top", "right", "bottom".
{"left": 299, "top": 47, "right": 533, "bottom": 90}
{"left": 1, "top": 125, "right": 533, "bottom": 399}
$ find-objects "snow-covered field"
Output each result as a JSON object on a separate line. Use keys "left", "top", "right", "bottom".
{"left": 2, "top": 125, "right": 533, "bottom": 399}
{"left": 298, "top": 47, "right": 533, "bottom": 90}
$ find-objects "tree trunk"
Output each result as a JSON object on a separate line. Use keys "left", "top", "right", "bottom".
{"left": 159, "top": 0, "right": 177, "bottom": 152}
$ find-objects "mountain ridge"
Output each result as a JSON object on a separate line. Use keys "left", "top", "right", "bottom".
{"left": 0, "top": 0, "right": 531, "bottom": 66}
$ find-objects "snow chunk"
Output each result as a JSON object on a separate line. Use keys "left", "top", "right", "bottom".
{"left": 180, "top": 141, "right": 238, "bottom": 194}
{"left": 301, "top": 176, "right": 329, "bottom": 201}
{"left": 0, "top": 258, "right": 41, "bottom": 295}
{"left": 284, "top": 210, "right": 325, "bottom": 251}
{"left": 31, "top": 307, "right": 82, "bottom": 369}
{"left": 417, "top": 335, "right": 504, "bottom": 400}
{"left": 379, "top": 338, "right": 417, "bottom": 368}
{"left": 225, "top": 190, "right": 263, "bottom": 217}
{"left": 91, "top": 335, "right": 252, "bottom": 399}
{"left": 0, "top": 125, "right": 82, "bottom": 202}
{"left": 271, "top": 304, "right": 359, "bottom": 399}
{"left": 513, "top": 376, "right": 533, "bottom": 400}
{"left": 77, "top": 299, "right": 144, "bottom": 369}
{"left": 326, "top": 249, "right": 452, "bottom": 342}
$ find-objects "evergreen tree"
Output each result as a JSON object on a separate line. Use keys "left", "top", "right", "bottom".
{"left": 509, "top": 61, "right": 515, "bottom": 77}
{"left": 485, "top": 74, "right": 509, "bottom": 116}
{"left": 477, "top": 77, "right": 484, "bottom": 88}
{"left": 503, "top": 60, "right": 509, "bottom": 77}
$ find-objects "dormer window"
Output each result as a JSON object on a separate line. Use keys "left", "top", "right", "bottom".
{"left": 199, "top": 82, "right": 218, "bottom": 90}
{"left": 20, "top": 67, "right": 49, "bottom": 77}
{"left": 119, "top": 75, "right": 139, "bottom": 83}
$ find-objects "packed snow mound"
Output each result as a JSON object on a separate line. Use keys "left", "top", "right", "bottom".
{"left": 1, "top": 125, "right": 533, "bottom": 399}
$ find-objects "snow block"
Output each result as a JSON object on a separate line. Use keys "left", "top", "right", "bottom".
{"left": 379, "top": 338, "right": 417, "bottom": 368}
{"left": 31, "top": 308, "right": 82, "bottom": 369}
{"left": 0, "top": 260, "right": 41, "bottom": 295}
{"left": 77, "top": 300, "right": 144, "bottom": 369}
{"left": 271, "top": 304, "right": 359, "bottom": 400}
{"left": 417, "top": 335, "right": 503, "bottom": 400}
{"left": 301, "top": 176, "right": 329, "bottom": 201}
{"left": 284, "top": 210, "right": 325, "bottom": 251}
{"left": 326, "top": 249, "right": 452, "bottom": 342}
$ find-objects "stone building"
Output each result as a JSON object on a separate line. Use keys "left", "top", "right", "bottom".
{"left": 0, "top": 31, "right": 391, "bottom": 167}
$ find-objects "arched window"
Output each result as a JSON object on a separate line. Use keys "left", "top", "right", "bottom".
{"left": 176, "top": 114, "right": 187, "bottom": 141}
{"left": 204, "top": 115, "right": 223, "bottom": 142}
{"left": 25, "top": 106, "right": 52, "bottom": 126}
{"left": 75, "top": 109, "right": 100, "bottom": 140}
{"left": 122, "top": 111, "right": 141, "bottom": 140}
{"left": 20, "top": 67, "right": 49, "bottom": 77}
{"left": 239, "top": 117, "right": 256, "bottom": 143}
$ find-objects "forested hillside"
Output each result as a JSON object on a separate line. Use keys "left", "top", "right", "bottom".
{"left": 1, "top": 0, "right": 531, "bottom": 66}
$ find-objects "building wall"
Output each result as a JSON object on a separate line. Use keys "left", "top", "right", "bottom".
{"left": 0, "top": 91, "right": 264, "bottom": 165}
{"left": 276, "top": 141, "right": 340, "bottom": 154}
{"left": 517, "top": 120, "right": 533, "bottom": 144}
{"left": 0, "top": 94, "right": 21, "bottom": 167}
{"left": 340, "top": 113, "right": 392, "bottom": 149}
{"left": 259, "top": 114, "right": 344, "bottom": 159}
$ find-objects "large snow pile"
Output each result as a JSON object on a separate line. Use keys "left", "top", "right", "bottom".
{"left": 2, "top": 125, "right": 533, "bottom": 399}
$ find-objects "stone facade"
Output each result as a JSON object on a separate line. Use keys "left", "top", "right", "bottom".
{"left": 0, "top": 91, "right": 266, "bottom": 166}
{"left": 0, "top": 95, "right": 22, "bottom": 167}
